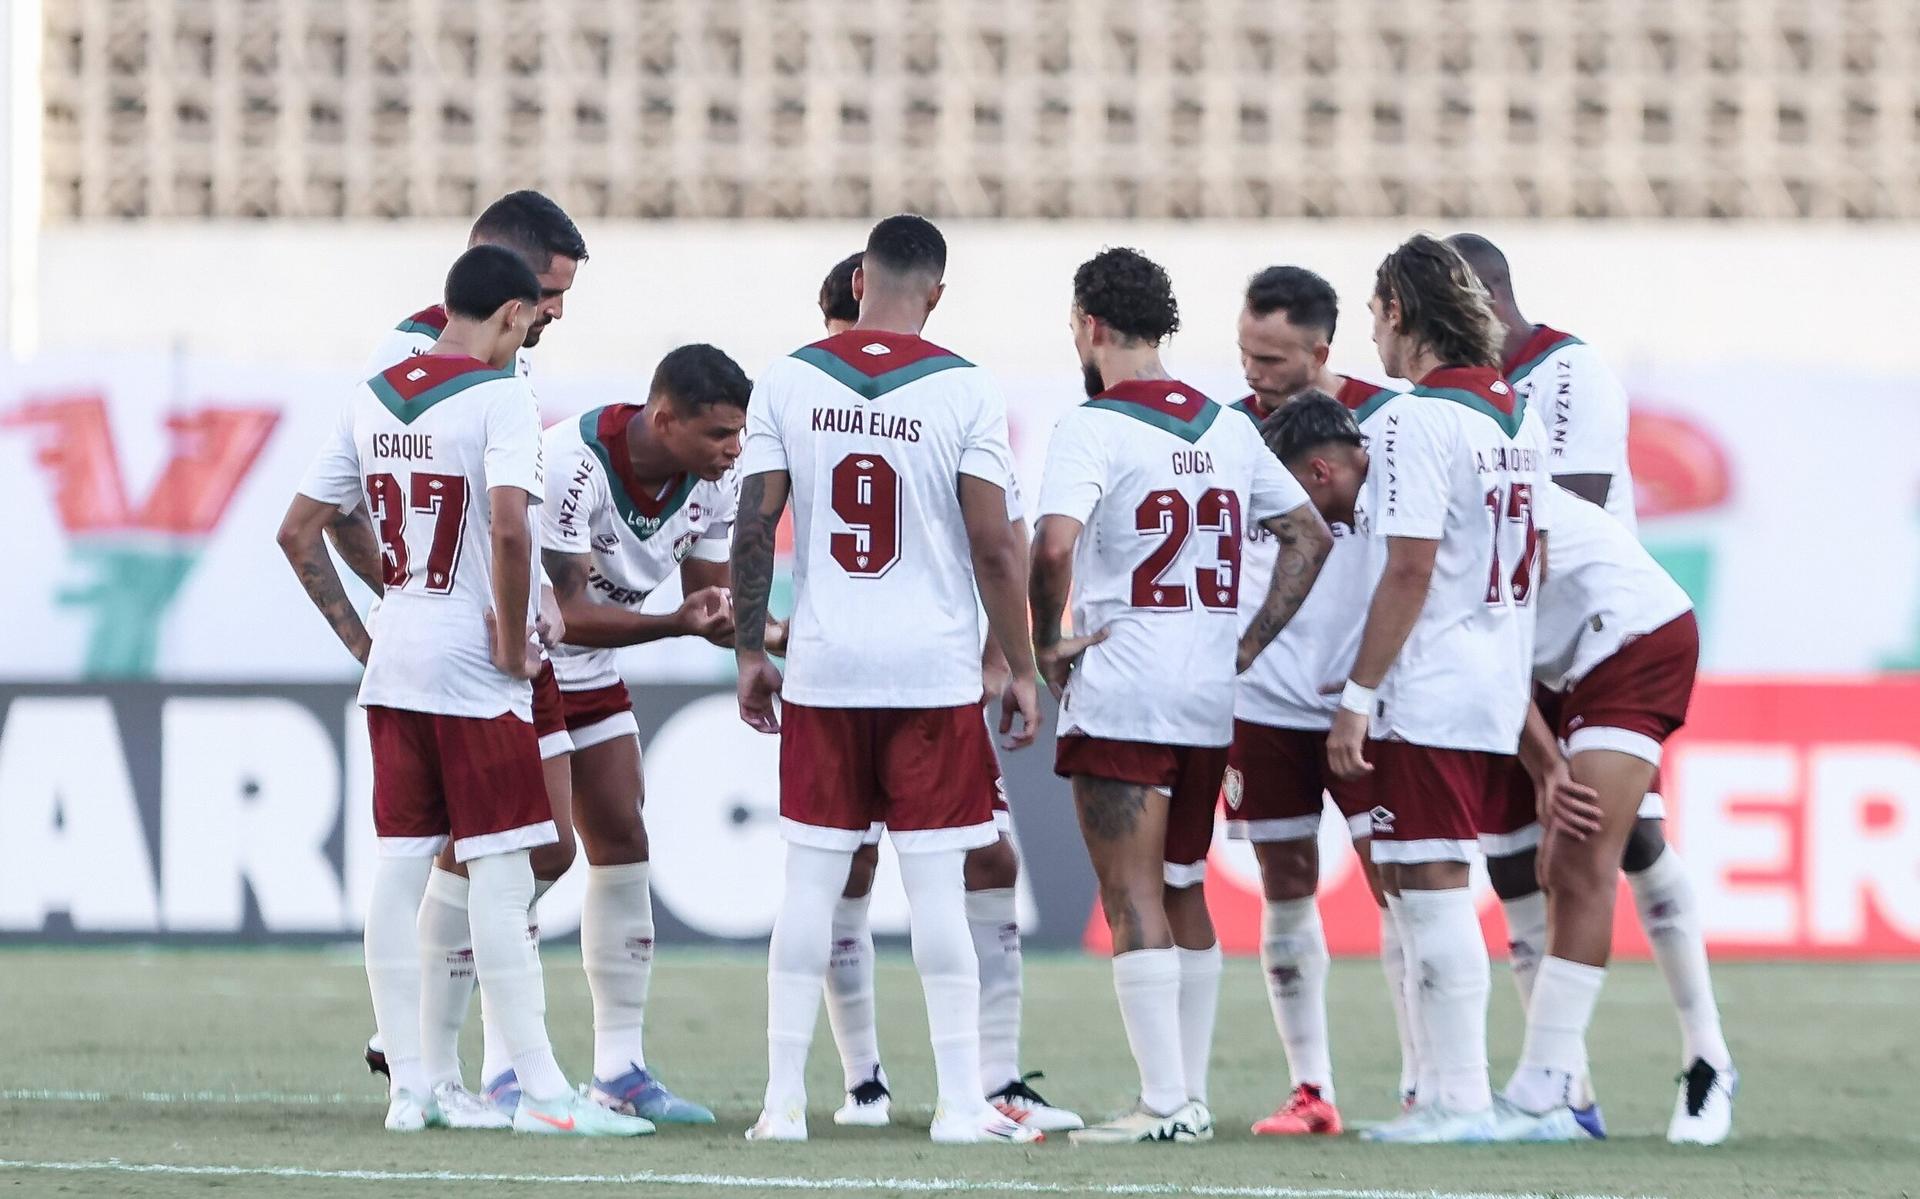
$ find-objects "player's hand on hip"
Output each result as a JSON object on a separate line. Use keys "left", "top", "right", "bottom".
{"left": 536, "top": 584, "right": 566, "bottom": 649}
{"left": 677, "top": 585, "right": 735, "bottom": 644}
{"left": 737, "top": 652, "right": 783, "bottom": 734}
{"left": 483, "top": 609, "right": 543, "bottom": 681}
{"left": 1035, "top": 627, "right": 1109, "bottom": 700}
{"left": 1326, "top": 707, "right": 1374, "bottom": 781}
{"left": 764, "top": 617, "right": 790, "bottom": 658}
{"left": 998, "top": 675, "right": 1041, "bottom": 750}
{"left": 1538, "top": 760, "right": 1604, "bottom": 841}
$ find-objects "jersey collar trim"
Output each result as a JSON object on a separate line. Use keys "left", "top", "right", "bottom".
{"left": 367, "top": 356, "right": 512, "bottom": 426}
{"left": 395, "top": 304, "right": 450, "bottom": 339}
{"left": 1412, "top": 367, "right": 1525, "bottom": 437}
{"left": 1335, "top": 376, "right": 1399, "bottom": 423}
{"left": 1503, "top": 324, "right": 1583, "bottom": 385}
{"left": 579, "top": 405, "right": 697, "bottom": 539}
{"left": 1082, "top": 379, "right": 1220, "bottom": 445}
{"left": 790, "top": 331, "right": 973, "bottom": 399}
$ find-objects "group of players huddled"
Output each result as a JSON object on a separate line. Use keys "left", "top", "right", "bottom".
{"left": 279, "top": 191, "right": 1737, "bottom": 1149}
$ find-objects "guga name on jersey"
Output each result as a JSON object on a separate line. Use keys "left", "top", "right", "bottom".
{"left": 1171, "top": 450, "right": 1215, "bottom": 475}
{"left": 810, "top": 405, "right": 923, "bottom": 442}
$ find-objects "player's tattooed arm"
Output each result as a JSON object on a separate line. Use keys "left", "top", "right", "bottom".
{"left": 324, "top": 504, "right": 385, "bottom": 596}
{"left": 731, "top": 470, "right": 790, "bottom": 656}
{"left": 1236, "top": 502, "right": 1334, "bottom": 672}
{"left": 277, "top": 495, "right": 372, "bottom": 664}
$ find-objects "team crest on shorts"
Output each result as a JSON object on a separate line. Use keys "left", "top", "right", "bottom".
{"left": 1221, "top": 766, "right": 1244, "bottom": 811}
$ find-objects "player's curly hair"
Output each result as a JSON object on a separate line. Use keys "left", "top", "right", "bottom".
{"left": 1262, "top": 390, "right": 1364, "bottom": 466}
{"left": 1073, "top": 247, "right": 1181, "bottom": 344}
{"left": 1372, "top": 234, "right": 1502, "bottom": 369}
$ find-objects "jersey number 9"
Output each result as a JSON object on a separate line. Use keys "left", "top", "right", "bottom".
{"left": 829, "top": 453, "right": 901, "bottom": 578}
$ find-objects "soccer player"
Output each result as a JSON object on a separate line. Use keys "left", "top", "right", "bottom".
{"left": 342, "top": 191, "right": 589, "bottom": 1122}
{"left": 731, "top": 214, "right": 1043, "bottom": 1145}
{"left": 536, "top": 343, "right": 755, "bottom": 1125}
{"left": 1332, "top": 235, "right": 1549, "bottom": 1145}
{"left": 277, "top": 244, "right": 649, "bottom": 1137}
{"left": 1489, "top": 490, "right": 1701, "bottom": 1142}
{"left": 1225, "top": 267, "right": 1411, "bottom": 1134}
{"left": 1031, "top": 248, "right": 1333, "bottom": 1145}
{"left": 807, "top": 254, "right": 1083, "bottom": 1133}
{"left": 1448, "top": 233, "right": 1735, "bottom": 1142}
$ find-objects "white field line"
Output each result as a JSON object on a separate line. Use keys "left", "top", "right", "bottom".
{"left": 0, "top": 1088, "right": 379, "bottom": 1106}
{"left": 0, "top": 1158, "right": 1653, "bottom": 1199}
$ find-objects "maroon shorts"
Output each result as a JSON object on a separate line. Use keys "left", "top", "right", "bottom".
{"left": 367, "top": 706, "right": 556, "bottom": 863}
{"left": 1055, "top": 734, "right": 1230, "bottom": 886}
{"left": 859, "top": 707, "right": 1009, "bottom": 846}
{"left": 781, "top": 702, "right": 999, "bottom": 853}
{"left": 1478, "top": 687, "right": 1558, "bottom": 856}
{"left": 1367, "top": 738, "right": 1504, "bottom": 865}
{"left": 560, "top": 680, "right": 638, "bottom": 751}
{"left": 531, "top": 661, "right": 573, "bottom": 760}
{"left": 1225, "top": 720, "right": 1376, "bottom": 843}
{"left": 1560, "top": 613, "right": 1699, "bottom": 762}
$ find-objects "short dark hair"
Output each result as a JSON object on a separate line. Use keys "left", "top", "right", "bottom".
{"left": 444, "top": 244, "right": 541, "bottom": 321}
{"left": 470, "top": 190, "right": 589, "bottom": 273}
{"left": 819, "top": 252, "right": 863, "bottom": 323}
{"left": 1244, "top": 266, "right": 1340, "bottom": 339}
{"left": 863, "top": 214, "right": 946, "bottom": 281}
{"left": 1073, "top": 247, "right": 1180, "bottom": 344}
{"left": 651, "top": 343, "right": 752, "bottom": 412}
{"left": 1444, "top": 232, "right": 1512, "bottom": 294}
{"left": 1373, "top": 235, "right": 1502, "bottom": 369}
{"left": 1263, "top": 390, "right": 1364, "bottom": 466}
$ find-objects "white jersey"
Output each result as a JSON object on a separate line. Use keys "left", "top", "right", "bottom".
{"left": 367, "top": 304, "right": 532, "bottom": 380}
{"left": 540, "top": 404, "right": 740, "bottom": 690}
{"left": 1038, "top": 380, "right": 1313, "bottom": 748}
{"left": 1229, "top": 380, "right": 1398, "bottom": 731}
{"left": 740, "top": 329, "right": 1017, "bottom": 708}
{"left": 298, "top": 355, "right": 545, "bottom": 720}
{"left": 1360, "top": 368, "right": 1551, "bottom": 754}
{"left": 1534, "top": 482, "right": 1693, "bottom": 692}
{"left": 1505, "top": 325, "right": 1637, "bottom": 532}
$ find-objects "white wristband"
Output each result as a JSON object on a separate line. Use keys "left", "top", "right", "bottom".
{"left": 1338, "top": 680, "right": 1376, "bottom": 716}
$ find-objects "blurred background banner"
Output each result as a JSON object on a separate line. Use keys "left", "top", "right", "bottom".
{"left": 5, "top": 0, "right": 1920, "bottom": 953}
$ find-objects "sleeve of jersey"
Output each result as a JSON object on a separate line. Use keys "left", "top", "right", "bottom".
{"left": 1547, "top": 346, "right": 1630, "bottom": 478}
{"left": 296, "top": 401, "right": 363, "bottom": 510}
{"left": 689, "top": 470, "right": 739, "bottom": 562}
{"left": 1034, "top": 410, "right": 1106, "bottom": 525}
{"left": 738, "top": 370, "right": 788, "bottom": 476}
{"left": 540, "top": 429, "right": 598, "bottom": 553}
{"left": 1245, "top": 422, "right": 1312, "bottom": 522}
{"left": 483, "top": 381, "right": 546, "bottom": 500}
{"left": 956, "top": 373, "right": 1017, "bottom": 491}
{"left": 1372, "top": 403, "right": 1451, "bottom": 541}
{"left": 1520, "top": 411, "right": 1558, "bottom": 536}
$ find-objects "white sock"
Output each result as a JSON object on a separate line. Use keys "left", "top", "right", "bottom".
{"left": 967, "top": 887, "right": 1023, "bottom": 1095}
{"left": 1628, "top": 848, "right": 1732, "bottom": 1069}
{"left": 416, "top": 867, "right": 475, "bottom": 1088}
{"left": 1395, "top": 887, "right": 1492, "bottom": 1113}
{"left": 1379, "top": 905, "right": 1419, "bottom": 1101}
{"left": 467, "top": 850, "right": 567, "bottom": 1102}
{"left": 366, "top": 856, "right": 434, "bottom": 1100}
{"left": 1502, "top": 889, "right": 1548, "bottom": 1011}
{"left": 899, "top": 850, "right": 985, "bottom": 1113}
{"left": 1259, "top": 896, "right": 1334, "bottom": 1100}
{"left": 1176, "top": 942, "right": 1224, "bottom": 1104}
{"left": 824, "top": 891, "right": 884, "bottom": 1092}
{"left": 479, "top": 875, "right": 552, "bottom": 1087}
{"left": 582, "top": 862, "right": 654, "bottom": 1081}
{"left": 1112, "top": 947, "right": 1186, "bottom": 1116}
{"left": 1505, "top": 955, "right": 1606, "bottom": 1113}
{"left": 764, "top": 843, "right": 854, "bottom": 1112}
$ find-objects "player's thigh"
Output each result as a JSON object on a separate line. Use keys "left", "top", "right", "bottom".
{"left": 963, "top": 833, "right": 1018, "bottom": 891}
{"left": 1165, "top": 881, "right": 1214, "bottom": 950}
{"left": 1069, "top": 774, "right": 1170, "bottom": 888}
{"left": 569, "top": 733, "right": 647, "bottom": 864}
{"left": 1547, "top": 747, "right": 1656, "bottom": 894}
{"left": 1252, "top": 837, "right": 1320, "bottom": 902}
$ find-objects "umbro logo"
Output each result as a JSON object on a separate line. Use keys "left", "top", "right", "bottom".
{"left": 405, "top": 367, "right": 428, "bottom": 381}
{"left": 1166, "top": 392, "right": 1187, "bottom": 405}
{"left": 861, "top": 342, "right": 892, "bottom": 356}
{"left": 1492, "top": 380, "right": 1511, "bottom": 394}
{"left": 1370, "top": 805, "right": 1396, "bottom": 835}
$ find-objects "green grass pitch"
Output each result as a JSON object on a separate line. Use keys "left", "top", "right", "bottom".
{"left": 0, "top": 947, "right": 1912, "bottom": 1198}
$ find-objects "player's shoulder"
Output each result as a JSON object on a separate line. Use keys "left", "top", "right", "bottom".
{"left": 784, "top": 329, "right": 979, "bottom": 399}
{"left": 1503, "top": 323, "right": 1593, "bottom": 385}
{"left": 1407, "top": 366, "right": 1525, "bottom": 438}
{"left": 1334, "top": 376, "right": 1402, "bottom": 424}
{"left": 1079, "top": 378, "right": 1223, "bottom": 442}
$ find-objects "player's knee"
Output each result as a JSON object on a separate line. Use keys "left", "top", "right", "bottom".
{"left": 1620, "top": 817, "right": 1667, "bottom": 874}
{"left": 1254, "top": 838, "right": 1319, "bottom": 902}
{"left": 842, "top": 842, "right": 879, "bottom": 897}
{"left": 574, "top": 793, "right": 648, "bottom": 863}
{"left": 1542, "top": 836, "right": 1615, "bottom": 900}
{"left": 963, "top": 836, "right": 1018, "bottom": 890}
{"left": 1484, "top": 848, "right": 1541, "bottom": 901}
{"left": 530, "top": 824, "right": 576, "bottom": 881}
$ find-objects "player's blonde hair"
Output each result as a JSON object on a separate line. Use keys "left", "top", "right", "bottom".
{"left": 1372, "top": 235, "right": 1503, "bottom": 370}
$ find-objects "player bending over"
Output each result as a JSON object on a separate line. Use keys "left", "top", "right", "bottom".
{"left": 278, "top": 245, "right": 648, "bottom": 1137}
{"left": 732, "top": 214, "right": 1043, "bottom": 1145}
{"left": 1031, "top": 248, "right": 1332, "bottom": 1145}
{"left": 1225, "top": 266, "right": 1409, "bottom": 1134}
{"left": 1449, "top": 232, "right": 1736, "bottom": 1144}
{"left": 1331, "top": 236, "right": 1550, "bottom": 1145}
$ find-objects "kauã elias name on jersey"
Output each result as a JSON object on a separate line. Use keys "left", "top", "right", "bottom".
{"left": 811, "top": 405, "right": 922, "bottom": 442}
{"left": 372, "top": 432, "right": 434, "bottom": 460}
{"left": 1170, "top": 449, "right": 1215, "bottom": 476}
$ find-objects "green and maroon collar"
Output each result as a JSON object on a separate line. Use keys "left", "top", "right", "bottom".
{"left": 1411, "top": 366, "right": 1526, "bottom": 437}
{"left": 1503, "top": 324, "right": 1583, "bottom": 386}
{"left": 579, "top": 404, "right": 696, "bottom": 539}
{"left": 367, "top": 354, "right": 512, "bottom": 425}
{"left": 1084, "top": 379, "right": 1219, "bottom": 445}
{"left": 790, "top": 330, "right": 973, "bottom": 399}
